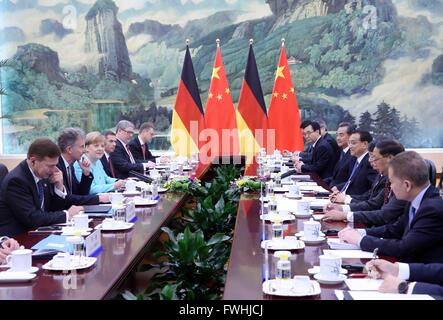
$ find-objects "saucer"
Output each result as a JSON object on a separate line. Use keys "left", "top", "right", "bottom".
{"left": 295, "top": 231, "right": 325, "bottom": 238}
{"left": 43, "top": 256, "right": 97, "bottom": 271}
{"left": 61, "top": 227, "right": 92, "bottom": 236}
{"left": 6, "top": 266, "right": 39, "bottom": 273}
{"left": 262, "top": 279, "right": 321, "bottom": 297}
{"left": 123, "top": 190, "right": 141, "bottom": 196}
{"left": 274, "top": 187, "right": 289, "bottom": 193}
{"left": 292, "top": 210, "right": 314, "bottom": 218}
{"left": 285, "top": 194, "right": 303, "bottom": 199}
{"left": 308, "top": 266, "right": 348, "bottom": 275}
{"left": 299, "top": 236, "right": 326, "bottom": 244}
{"left": 95, "top": 222, "right": 134, "bottom": 231}
{"left": 313, "top": 273, "right": 347, "bottom": 284}
{"left": 261, "top": 237, "right": 305, "bottom": 250}
{"left": 157, "top": 187, "right": 168, "bottom": 193}
{"left": 133, "top": 197, "right": 159, "bottom": 206}
{"left": 0, "top": 272, "right": 37, "bottom": 282}
{"left": 260, "top": 212, "right": 295, "bottom": 222}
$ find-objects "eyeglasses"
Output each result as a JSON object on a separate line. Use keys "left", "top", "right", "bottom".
{"left": 123, "top": 129, "right": 134, "bottom": 135}
{"left": 369, "top": 155, "right": 385, "bottom": 162}
{"left": 303, "top": 131, "right": 315, "bottom": 136}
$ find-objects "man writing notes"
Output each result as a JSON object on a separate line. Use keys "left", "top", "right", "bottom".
{"left": 338, "top": 151, "right": 443, "bottom": 263}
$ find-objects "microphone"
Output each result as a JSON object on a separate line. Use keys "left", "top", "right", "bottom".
{"left": 129, "top": 170, "right": 153, "bottom": 183}
{"left": 280, "top": 169, "right": 297, "bottom": 180}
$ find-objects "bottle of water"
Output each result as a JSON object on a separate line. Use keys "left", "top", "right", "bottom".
{"left": 275, "top": 251, "right": 291, "bottom": 280}
{"left": 274, "top": 173, "right": 282, "bottom": 188}
{"left": 151, "top": 178, "right": 158, "bottom": 200}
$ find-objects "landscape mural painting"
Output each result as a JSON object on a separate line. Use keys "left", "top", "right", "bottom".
{"left": 0, "top": 0, "right": 442, "bottom": 155}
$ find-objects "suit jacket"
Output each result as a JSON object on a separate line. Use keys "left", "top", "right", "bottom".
{"left": 53, "top": 157, "right": 98, "bottom": 209}
{"left": 127, "top": 137, "right": 156, "bottom": 163}
{"left": 333, "top": 153, "right": 377, "bottom": 196}
{"left": 110, "top": 140, "right": 144, "bottom": 179}
{"left": 323, "top": 132, "right": 341, "bottom": 162}
{"left": 349, "top": 175, "right": 387, "bottom": 212}
{"left": 100, "top": 155, "right": 113, "bottom": 178}
{"left": 409, "top": 263, "right": 443, "bottom": 296}
{"left": 360, "top": 190, "right": 443, "bottom": 263}
{"left": 0, "top": 160, "right": 67, "bottom": 237}
{"left": 301, "top": 137, "right": 336, "bottom": 179}
{"left": 326, "top": 149, "right": 354, "bottom": 186}
{"left": 354, "top": 185, "right": 440, "bottom": 227}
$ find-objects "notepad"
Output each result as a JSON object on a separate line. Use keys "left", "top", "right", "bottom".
{"left": 323, "top": 249, "right": 374, "bottom": 259}
{"left": 335, "top": 290, "right": 434, "bottom": 300}
{"left": 327, "top": 238, "right": 360, "bottom": 250}
{"left": 345, "top": 278, "right": 383, "bottom": 291}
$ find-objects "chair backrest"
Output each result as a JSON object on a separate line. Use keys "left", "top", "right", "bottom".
{"left": 0, "top": 163, "right": 8, "bottom": 186}
{"left": 424, "top": 159, "right": 437, "bottom": 186}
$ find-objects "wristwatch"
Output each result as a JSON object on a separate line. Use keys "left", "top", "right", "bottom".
{"left": 398, "top": 280, "right": 409, "bottom": 294}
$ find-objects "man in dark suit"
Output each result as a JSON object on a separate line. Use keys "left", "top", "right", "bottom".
{"left": 110, "top": 120, "right": 150, "bottom": 179}
{"left": 324, "top": 140, "right": 412, "bottom": 227}
{"left": 318, "top": 119, "right": 340, "bottom": 162}
{"left": 331, "top": 130, "right": 377, "bottom": 196}
{"left": 294, "top": 121, "right": 336, "bottom": 179}
{"left": 101, "top": 130, "right": 117, "bottom": 178}
{"left": 324, "top": 122, "right": 354, "bottom": 187}
{"left": 0, "top": 139, "right": 84, "bottom": 237}
{"left": 55, "top": 128, "right": 107, "bottom": 208}
{"left": 339, "top": 151, "right": 443, "bottom": 263}
{"left": 366, "top": 259, "right": 443, "bottom": 296}
{"left": 127, "top": 122, "right": 157, "bottom": 165}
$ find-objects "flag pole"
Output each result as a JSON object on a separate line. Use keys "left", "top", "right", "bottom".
{"left": 249, "top": 38, "right": 254, "bottom": 46}
{"left": 281, "top": 38, "right": 285, "bottom": 48}
{"left": 216, "top": 38, "right": 220, "bottom": 48}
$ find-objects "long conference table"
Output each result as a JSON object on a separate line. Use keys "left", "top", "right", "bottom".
{"left": 0, "top": 163, "right": 213, "bottom": 300}
{"left": 223, "top": 174, "right": 392, "bottom": 300}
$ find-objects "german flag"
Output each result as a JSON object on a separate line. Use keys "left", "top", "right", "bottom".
{"left": 171, "top": 45, "right": 205, "bottom": 157}
{"left": 236, "top": 42, "right": 267, "bottom": 175}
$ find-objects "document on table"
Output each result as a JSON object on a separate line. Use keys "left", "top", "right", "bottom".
{"left": 327, "top": 238, "right": 360, "bottom": 250}
{"left": 323, "top": 249, "right": 374, "bottom": 259}
{"left": 309, "top": 199, "right": 330, "bottom": 207}
{"left": 300, "top": 185, "right": 330, "bottom": 193}
{"left": 335, "top": 290, "right": 434, "bottom": 300}
{"left": 345, "top": 278, "right": 383, "bottom": 291}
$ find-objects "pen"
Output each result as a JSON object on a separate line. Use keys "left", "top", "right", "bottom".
{"left": 348, "top": 273, "right": 367, "bottom": 278}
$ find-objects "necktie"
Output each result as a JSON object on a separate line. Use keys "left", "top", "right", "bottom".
{"left": 37, "top": 180, "right": 44, "bottom": 209}
{"left": 408, "top": 206, "right": 416, "bottom": 227}
{"left": 340, "top": 160, "right": 359, "bottom": 193}
{"left": 66, "top": 165, "right": 73, "bottom": 193}
{"left": 125, "top": 145, "right": 136, "bottom": 164}
{"left": 339, "top": 150, "right": 345, "bottom": 162}
{"left": 141, "top": 144, "right": 147, "bottom": 160}
{"left": 108, "top": 158, "right": 116, "bottom": 178}
{"left": 383, "top": 180, "right": 391, "bottom": 204}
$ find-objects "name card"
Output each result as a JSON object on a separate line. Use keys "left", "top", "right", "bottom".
{"left": 85, "top": 229, "right": 102, "bottom": 257}
{"left": 125, "top": 201, "right": 137, "bottom": 223}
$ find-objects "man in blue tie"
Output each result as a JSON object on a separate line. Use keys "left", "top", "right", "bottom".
{"left": 338, "top": 151, "right": 443, "bottom": 263}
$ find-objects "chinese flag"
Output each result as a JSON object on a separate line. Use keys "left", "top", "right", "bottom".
{"left": 267, "top": 45, "right": 304, "bottom": 152}
{"left": 236, "top": 43, "right": 267, "bottom": 175}
{"left": 202, "top": 45, "right": 239, "bottom": 158}
{"left": 171, "top": 45, "right": 205, "bottom": 156}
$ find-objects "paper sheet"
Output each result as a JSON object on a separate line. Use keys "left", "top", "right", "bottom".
{"left": 300, "top": 185, "right": 330, "bottom": 193}
{"left": 327, "top": 238, "right": 360, "bottom": 250}
{"left": 345, "top": 278, "right": 383, "bottom": 291}
{"left": 313, "top": 214, "right": 324, "bottom": 221}
{"left": 323, "top": 249, "right": 374, "bottom": 259}
{"left": 335, "top": 290, "right": 434, "bottom": 300}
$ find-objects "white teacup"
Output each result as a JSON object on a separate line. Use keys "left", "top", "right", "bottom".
{"left": 296, "top": 200, "right": 310, "bottom": 215}
{"left": 6, "top": 249, "right": 32, "bottom": 272}
{"left": 303, "top": 220, "right": 321, "bottom": 241}
{"left": 319, "top": 254, "right": 342, "bottom": 280}
{"left": 125, "top": 180, "right": 136, "bottom": 192}
{"left": 288, "top": 184, "right": 301, "bottom": 197}
{"left": 73, "top": 213, "right": 89, "bottom": 230}
{"left": 52, "top": 252, "right": 71, "bottom": 268}
{"left": 110, "top": 192, "right": 124, "bottom": 205}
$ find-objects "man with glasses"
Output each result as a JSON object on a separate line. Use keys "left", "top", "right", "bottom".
{"left": 324, "top": 139, "right": 408, "bottom": 225}
{"left": 293, "top": 120, "right": 336, "bottom": 179}
{"left": 55, "top": 128, "right": 109, "bottom": 208}
{"left": 111, "top": 120, "right": 151, "bottom": 179}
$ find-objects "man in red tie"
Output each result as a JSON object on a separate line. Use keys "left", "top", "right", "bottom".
{"left": 128, "top": 122, "right": 157, "bottom": 166}
{"left": 110, "top": 120, "right": 151, "bottom": 179}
